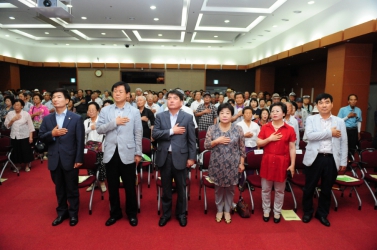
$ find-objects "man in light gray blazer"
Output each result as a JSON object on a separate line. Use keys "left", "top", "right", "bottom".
{"left": 302, "top": 93, "right": 347, "bottom": 227}
{"left": 152, "top": 89, "right": 196, "bottom": 227}
{"left": 97, "top": 81, "right": 142, "bottom": 227}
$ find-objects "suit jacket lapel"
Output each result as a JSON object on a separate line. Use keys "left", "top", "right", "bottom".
{"left": 62, "top": 111, "right": 72, "bottom": 128}
{"left": 175, "top": 110, "right": 184, "bottom": 127}
{"left": 164, "top": 111, "right": 172, "bottom": 129}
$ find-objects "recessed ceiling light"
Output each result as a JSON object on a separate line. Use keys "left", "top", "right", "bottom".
{"left": 158, "top": 34, "right": 162, "bottom": 36}
{"left": 5, "top": 35, "right": 9, "bottom": 37}
{"left": 293, "top": 10, "right": 302, "bottom": 13}
{"left": 282, "top": 19, "right": 289, "bottom": 21}
{"left": 81, "top": 17, "right": 87, "bottom": 20}
{"left": 272, "top": 25, "right": 278, "bottom": 28}
{"left": 150, "top": 5, "right": 156, "bottom": 9}
{"left": 9, "top": 17, "right": 15, "bottom": 20}
{"left": 308, "top": 1, "right": 315, "bottom": 4}
{"left": 101, "top": 33, "right": 106, "bottom": 35}
{"left": 154, "top": 18, "right": 159, "bottom": 21}
{"left": 67, "top": 4, "right": 72, "bottom": 8}
{"left": 129, "top": 17, "right": 135, "bottom": 21}
{"left": 45, "top": 32, "right": 49, "bottom": 34}
{"left": 224, "top": 20, "right": 230, "bottom": 23}
{"left": 66, "top": 44, "right": 69, "bottom": 45}
{"left": 214, "top": 35, "right": 218, "bottom": 38}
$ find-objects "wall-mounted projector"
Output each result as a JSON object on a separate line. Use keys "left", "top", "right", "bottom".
{"left": 34, "top": 0, "right": 73, "bottom": 18}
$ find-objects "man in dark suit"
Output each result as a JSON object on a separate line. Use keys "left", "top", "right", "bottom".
{"left": 152, "top": 89, "right": 196, "bottom": 227}
{"left": 39, "top": 88, "right": 85, "bottom": 227}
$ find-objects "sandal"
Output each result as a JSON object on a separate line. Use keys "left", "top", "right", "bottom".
{"left": 224, "top": 212, "right": 232, "bottom": 224}
{"left": 215, "top": 212, "right": 223, "bottom": 223}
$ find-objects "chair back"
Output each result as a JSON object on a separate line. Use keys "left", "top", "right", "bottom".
{"left": 295, "top": 150, "right": 306, "bottom": 170}
{"left": 81, "top": 149, "right": 97, "bottom": 170}
{"left": 199, "top": 138, "right": 206, "bottom": 153}
{"left": 0, "top": 129, "right": 10, "bottom": 137}
{"left": 201, "top": 150, "right": 211, "bottom": 171}
{"left": 360, "top": 131, "right": 372, "bottom": 140}
{"left": 0, "top": 135, "right": 11, "bottom": 155}
{"left": 142, "top": 137, "right": 152, "bottom": 156}
{"left": 246, "top": 151, "right": 263, "bottom": 170}
{"left": 198, "top": 130, "right": 207, "bottom": 141}
{"left": 359, "top": 139, "right": 374, "bottom": 150}
{"left": 360, "top": 149, "right": 377, "bottom": 170}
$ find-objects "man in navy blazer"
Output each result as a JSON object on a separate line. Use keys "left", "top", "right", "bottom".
{"left": 96, "top": 81, "right": 142, "bottom": 227}
{"left": 39, "top": 88, "right": 85, "bottom": 227}
{"left": 152, "top": 89, "right": 196, "bottom": 227}
{"left": 302, "top": 93, "right": 347, "bottom": 227}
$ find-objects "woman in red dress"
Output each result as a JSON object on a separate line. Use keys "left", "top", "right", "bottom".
{"left": 257, "top": 102, "right": 296, "bottom": 223}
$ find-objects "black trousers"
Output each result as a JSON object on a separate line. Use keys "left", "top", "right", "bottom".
{"left": 302, "top": 154, "right": 338, "bottom": 218}
{"left": 160, "top": 154, "right": 187, "bottom": 219}
{"left": 346, "top": 128, "right": 358, "bottom": 154}
{"left": 106, "top": 147, "right": 137, "bottom": 218}
{"left": 50, "top": 159, "right": 79, "bottom": 217}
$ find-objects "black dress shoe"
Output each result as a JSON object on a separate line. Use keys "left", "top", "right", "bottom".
{"left": 159, "top": 217, "right": 171, "bottom": 227}
{"left": 52, "top": 214, "right": 69, "bottom": 226}
{"left": 263, "top": 215, "right": 270, "bottom": 222}
{"left": 105, "top": 215, "right": 123, "bottom": 226}
{"left": 129, "top": 217, "right": 138, "bottom": 227}
{"left": 302, "top": 214, "right": 312, "bottom": 223}
{"left": 70, "top": 217, "right": 79, "bottom": 226}
{"left": 273, "top": 216, "right": 281, "bottom": 224}
{"left": 315, "top": 213, "right": 330, "bottom": 227}
{"left": 178, "top": 216, "right": 187, "bottom": 227}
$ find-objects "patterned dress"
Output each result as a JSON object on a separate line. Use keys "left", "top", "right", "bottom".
{"left": 204, "top": 123, "right": 246, "bottom": 187}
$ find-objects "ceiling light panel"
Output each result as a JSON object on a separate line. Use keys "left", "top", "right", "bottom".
{"left": 133, "top": 31, "right": 185, "bottom": 42}
{"left": 199, "top": 14, "right": 261, "bottom": 29}
{"left": 202, "top": 0, "right": 287, "bottom": 14}
{"left": 11, "top": 29, "right": 70, "bottom": 37}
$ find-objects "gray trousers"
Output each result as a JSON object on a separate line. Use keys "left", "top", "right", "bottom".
{"left": 261, "top": 178, "right": 286, "bottom": 215}
{"left": 215, "top": 185, "right": 235, "bottom": 213}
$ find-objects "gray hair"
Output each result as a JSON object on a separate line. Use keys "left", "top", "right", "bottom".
{"left": 136, "top": 95, "right": 146, "bottom": 102}
{"left": 135, "top": 88, "right": 142, "bottom": 92}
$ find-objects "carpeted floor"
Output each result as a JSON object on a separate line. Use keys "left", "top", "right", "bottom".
{"left": 0, "top": 160, "right": 377, "bottom": 250}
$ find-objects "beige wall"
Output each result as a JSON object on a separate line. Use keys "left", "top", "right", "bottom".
{"left": 77, "top": 68, "right": 205, "bottom": 92}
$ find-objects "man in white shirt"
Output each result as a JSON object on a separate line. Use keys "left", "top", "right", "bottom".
{"left": 190, "top": 91, "right": 203, "bottom": 113}
{"left": 215, "top": 94, "right": 224, "bottom": 108}
{"left": 42, "top": 92, "right": 55, "bottom": 113}
{"left": 93, "top": 91, "right": 103, "bottom": 107}
{"left": 223, "top": 88, "right": 232, "bottom": 103}
{"left": 145, "top": 94, "right": 160, "bottom": 117}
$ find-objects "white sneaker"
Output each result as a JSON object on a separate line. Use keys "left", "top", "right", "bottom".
{"left": 43, "top": 156, "right": 48, "bottom": 160}
{"left": 100, "top": 183, "right": 107, "bottom": 192}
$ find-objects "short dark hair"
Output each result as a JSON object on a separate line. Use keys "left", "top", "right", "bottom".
{"left": 19, "top": 92, "right": 27, "bottom": 98}
{"left": 250, "top": 98, "right": 258, "bottom": 105}
{"left": 51, "top": 88, "right": 70, "bottom": 100}
{"left": 259, "top": 98, "right": 266, "bottom": 103}
{"left": 348, "top": 94, "right": 358, "bottom": 100}
{"left": 103, "top": 100, "right": 114, "bottom": 107}
{"left": 14, "top": 99, "right": 25, "bottom": 107}
{"left": 218, "top": 102, "right": 234, "bottom": 116}
{"left": 227, "top": 99, "right": 235, "bottom": 105}
{"left": 242, "top": 106, "right": 253, "bottom": 114}
{"left": 281, "top": 96, "right": 288, "bottom": 102}
{"left": 269, "top": 102, "right": 287, "bottom": 116}
{"left": 88, "top": 101, "right": 100, "bottom": 111}
{"left": 235, "top": 92, "right": 244, "bottom": 99}
{"left": 4, "top": 96, "right": 14, "bottom": 105}
{"left": 315, "top": 93, "right": 333, "bottom": 104}
{"left": 260, "top": 108, "right": 270, "bottom": 117}
{"left": 291, "top": 101, "right": 298, "bottom": 111}
{"left": 33, "top": 93, "right": 43, "bottom": 101}
{"left": 112, "top": 81, "right": 131, "bottom": 93}
{"left": 167, "top": 89, "right": 184, "bottom": 101}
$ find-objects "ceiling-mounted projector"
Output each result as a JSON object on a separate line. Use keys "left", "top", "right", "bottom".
{"left": 34, "top": 0, "right": 73, "bottom": 18}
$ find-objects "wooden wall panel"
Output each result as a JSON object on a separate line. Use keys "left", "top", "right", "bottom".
{"left": 43, "top": 62, "right": 59, "bottom": 67}
{"left": 268, "top": 55, "right": 278, "bottom": 63}
{"left": 92, "top": 63, "right": 105, "bottom": 68}
{"left": 247, "top": 63, "right": 254, "bottom": 69}
{"left": 222, "top": 65, "right": 237, "bottom": 70}
{"left": 254, "top": 60, "right": 261, "bottom": 66}
{"left": 166, "top": 64, "right": 178, "bottom": 69}
{"left": 120, "top": 63, "right": 134, "bottom": 69}
{"left": 17, "top": 59, "right": 29, "bottom": 66}
{"left": 77, "top": 63, "right": 91, "bottom": 68}
{"left": 303, "top": 39, "right": 320, "bottom": 52}
{"left": 179, "top": 64, "right": 191, "bottom": 69}
{"left": 289, "top": 46, "right": 303, "bottom": 56}
{"left": 206, "top": 64, "right": 221, "bottom": 69}
{"left": 237, "top": 65, "right": 247, "bottom": 70}
{"left": 344, "top": 20, "right": 376, "bottom": 40}
{"left": 192, "top": 64, "right": 205, "bottom": 69}
{"left": 261, "top": 58, "right": 268, "bottom": 65}
{"left": 3, "top": 56, "right": 17, "bottom": 64}
{"left": 277, "top": 51, "right": 289, "bottom": 60}
{"left": 135, "top": 63, "right": 149, "bottom": 69}
{"left": 321, "top": 31, "right": 343, "bottom": 47}
{"left": 0, "top": 55, "right": 4, "bottom": 61}
{"left": 151, "top": 64, "right": 165, "bottom": 69}
{"left": 106, "top": 63, "right": 119, "bottom": 68}
{"left": 30, "top": 62, "right": 43, "bottom": 67}
{"left": 60, "top": 62, "right": 76, "bottom": 67}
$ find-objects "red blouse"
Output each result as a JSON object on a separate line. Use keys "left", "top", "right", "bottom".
{"left": 258, "top": 122, "right": 296, "bottom": 182}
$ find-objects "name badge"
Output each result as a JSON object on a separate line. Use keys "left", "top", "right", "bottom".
{"left": 254, "top": 149, "right": 263, "bottom": 155}
{"left": 84, "top": 148, "right": 88, "bottom": 154}
{"left": 296, "top": 150, "right": 302, "bottom": 154}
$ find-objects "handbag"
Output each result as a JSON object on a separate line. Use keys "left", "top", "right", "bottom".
{"left": 34, "top": 140, "right": 45, "bottom": 153}
{"left": 236, "top": 197, "right": 251, "bottom": 218}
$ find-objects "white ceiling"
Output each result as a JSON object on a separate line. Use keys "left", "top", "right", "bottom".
{"left": 0, "top": 0, "right": 345, "bottom": 49}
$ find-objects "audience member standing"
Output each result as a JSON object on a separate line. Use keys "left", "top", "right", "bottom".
{"left": 195, "top": 91, "right": 217, "bottom": 131}
{"left": 136, "top": 96, "right": 155, "bottom": 139}
{"left": 302, "top": 93, "right": 347, "bottom": 227}
{"left": 39, "top": 88, "right": 85, "bottom": 227}
{"left": 237, "top": 106, "right": 260, "bottom": 153}
{"left": 97, "top": 81, "right": 142, "bottom": 227}
{"left": 0, "top": 96, "right": 14, "bottom": 129}
{"left": 29, "top": 94, "right": 49, "bottom": 130}
{"left": 337, "top": 94, "right": 362, "bottom": 154}
{"left": 74, "top": 89, "right": 88, "bottom": 121}
{"left": 231, "top": 92, "right": 245, "bottom": 124}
